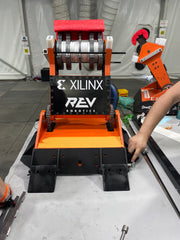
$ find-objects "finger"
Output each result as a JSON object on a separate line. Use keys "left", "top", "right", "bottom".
{"left": 128, "top": 144, "right": 136, "bottom": 154}
{"left": 131, "top": 149, "right": 140, "bottom": 162}
{"left": 128, "top": 141, "right": 134, "bottom": 153}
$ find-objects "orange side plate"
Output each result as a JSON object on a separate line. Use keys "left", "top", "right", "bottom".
{"left": 141, "top": 81, "right": 168, "bottom": 102}
{"left": 35, "top": 110, "right": 124, "bottom": 149}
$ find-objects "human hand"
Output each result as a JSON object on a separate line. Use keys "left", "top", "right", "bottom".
{"left": 128, "top": 132, "right": 148, "bottom": 162}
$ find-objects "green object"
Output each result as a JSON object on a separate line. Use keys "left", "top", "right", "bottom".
{"left": 177, "top": 103, "right": 180, "bottom": 119}
{"left": 117, "top": 97, "right": 134, "bottom": 110}
{"left": 122, "top": 114, "right": 134, "bottom": 126}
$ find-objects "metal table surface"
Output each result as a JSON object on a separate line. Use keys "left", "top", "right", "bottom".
{"left": 4, "top": 120, "right": 180, "bottom": 240}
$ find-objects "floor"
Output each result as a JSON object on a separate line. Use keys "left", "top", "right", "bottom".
{"left": 0, "top": 80, "right": 49, "bottom": 179}
{"left": 0, "top": 77, "right": 177, "bottom": 179}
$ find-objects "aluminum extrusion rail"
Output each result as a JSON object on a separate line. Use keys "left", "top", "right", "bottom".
{"left": 128, "top": 120, "right": 180, "bottom": 218}
{"left": 148, "top": 136, "right": 180, "bottom": 194}
{"left": 0, "top": 192, "right": 26, "bottom": 240}
{"left": 142, "top": 152, "right": 180, "bottom": 218}
{"left": 133, "top": 118, "right": 180, "bottom": 195}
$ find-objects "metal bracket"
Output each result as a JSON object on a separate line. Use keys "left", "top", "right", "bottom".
{"left": 102, "top": 164, "right": 129, "bottom": 191}
{"left": 56, "top": 32, "right": 64, "bottom": 70}
{"left": 26, "top": 145, "right": 130, "bottom": 193}
{"left": 140, "top": 48, "right": 162, "bottom": 63}
{"left": 28, "top": 165, "right": 57, "bottom": 193}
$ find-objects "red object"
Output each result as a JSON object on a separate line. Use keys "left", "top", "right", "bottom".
{"left": 0, "top": 184, "right": 8, "bottom": 202}
{"left": 54, "top": 19, "right": 104, "bottom": 40}
{"left": 131, "top": 29, "right": 149, "bottom": 45}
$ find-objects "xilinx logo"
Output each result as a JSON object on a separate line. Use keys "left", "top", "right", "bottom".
{"left": 57, "top": 79, "right": 103, "bottom": 91}
{"left": 57, "top": 79, "right": 65, "bottom": 90}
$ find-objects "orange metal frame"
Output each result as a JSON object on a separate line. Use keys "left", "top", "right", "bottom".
{"left": 35, "top": 110, "right": 124, "bottom": 149}
{"left": 35, "top": 33, "right": 125, "bottom": 151}
{"left": 137, "top": 42, "right": 172, "bottom": 102}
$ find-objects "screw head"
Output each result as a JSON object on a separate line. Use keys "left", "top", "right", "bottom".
{"left": 122, "top": 225, "right": 129, "bottom": 234}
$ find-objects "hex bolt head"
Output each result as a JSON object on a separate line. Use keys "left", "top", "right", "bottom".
{"left": 122, "top": 225, "right": 129, "bottom": 233}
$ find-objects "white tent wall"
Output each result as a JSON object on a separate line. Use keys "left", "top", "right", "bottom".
{"left": 1, "top": 0, "right": 180, "bottom": 79}
{"left": 24, "top": 0, "right": 54, "bottom": 78}
{"left": 0, "top": 0, "right": 27, "bottom": 80}
{"left": 161, "top": 0, "right": 180, "bottom": 78}
{"left": 101, "top": 0, "right": 161, "bottom": 78}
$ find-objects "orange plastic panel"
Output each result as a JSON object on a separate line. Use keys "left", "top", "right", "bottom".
{"left": 138, "top": 42, "right": 171, "bottom": 88}
{"left": 141, "top": 81, "right": 168, "bottom": 102}
{"left": 148, "top": 59, "right": 171, "bottom": 89}
{"left": 35, "top": 110, "right": 47, "bottom": 148}
{"left": 105, "top": 47, "right": 112, "bottom": 76}
{"left": 48, "top": 47, "right": 56, "bottom": 76}
{"left": 35, "top": 111, "right": 124, "bottom": 149}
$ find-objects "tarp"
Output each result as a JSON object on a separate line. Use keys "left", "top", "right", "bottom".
{"left": 4, "top": 121, "right": 180, "bottom": 239}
